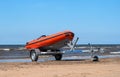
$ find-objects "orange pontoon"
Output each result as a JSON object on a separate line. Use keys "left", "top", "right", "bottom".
{"left": 25, "top": 30, "right": 74, "bottom": 50}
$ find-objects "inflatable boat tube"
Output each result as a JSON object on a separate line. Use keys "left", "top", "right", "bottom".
{"left": 25, "top": 30, "right": 74, "bottom": 50}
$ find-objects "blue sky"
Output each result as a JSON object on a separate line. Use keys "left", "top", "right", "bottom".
{"left": 0, "top": 0, "right": 120, "bottom": 44}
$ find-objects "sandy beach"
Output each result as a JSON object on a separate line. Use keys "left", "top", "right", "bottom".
{"left": 0, "top": 57, "right": 120, "bottom": 77}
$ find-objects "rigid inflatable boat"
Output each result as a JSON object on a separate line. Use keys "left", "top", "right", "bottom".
{"left": 25, "top": 30, "right": 74, "bottom": 50}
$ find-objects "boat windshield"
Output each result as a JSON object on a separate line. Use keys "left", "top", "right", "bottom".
{"left": 37, "top": 35, "right": 46, "bottom": 39}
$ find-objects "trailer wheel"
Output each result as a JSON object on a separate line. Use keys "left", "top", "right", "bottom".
{"left": 54, "top": 54, "right": 62, "bottom": 61}
{"left": 30, "top": 50, "right": 38, "bottom": 62}
{"left": 92, "top": 56, "right": 99, "bottom": 62}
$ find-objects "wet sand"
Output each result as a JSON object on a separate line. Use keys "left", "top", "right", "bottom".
{"left": 0, "top": 57, "right": 120, "bottom": 77}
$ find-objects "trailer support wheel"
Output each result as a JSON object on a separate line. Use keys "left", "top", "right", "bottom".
{"left": 92, "top": 56, "right": 99, "bottom": 62}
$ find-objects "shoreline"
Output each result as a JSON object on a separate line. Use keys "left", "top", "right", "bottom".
{"left": 0, "top": 57, "right": 120, "bottom": 77}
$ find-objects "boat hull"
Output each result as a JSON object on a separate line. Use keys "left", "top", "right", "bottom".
{"left": 25, "top": 31, "right": 74, "bottom": 50}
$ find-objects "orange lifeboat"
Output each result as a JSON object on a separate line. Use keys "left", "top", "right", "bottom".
{"left": 25, "top": 30, "right": 74, "bottom": 50}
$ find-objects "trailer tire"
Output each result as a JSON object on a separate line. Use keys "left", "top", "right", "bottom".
{"left": 92, "top": 56, "right": 99, "bottom": 62}
{"left": 54, "top": 54, "right": 62, "bottom": 61}
{"left": 30, "top": 50, "right": 38, "bottom": 62}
